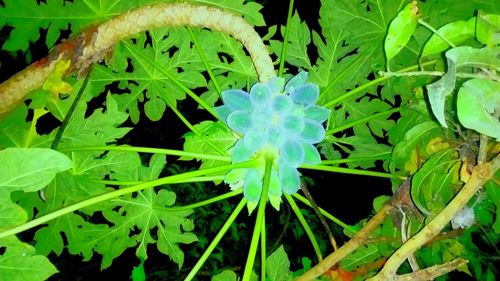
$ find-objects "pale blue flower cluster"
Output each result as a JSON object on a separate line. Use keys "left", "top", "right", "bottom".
{"left": 215, "top": 72, "right": 329, "bottom": 205}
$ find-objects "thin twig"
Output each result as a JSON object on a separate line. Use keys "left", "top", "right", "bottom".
{"left": 396, "top": 258, "right": 468, "bottom": 281}
{"left": 379, "top": 71, "right": 499, "bottom": 81}
{"left": 300, "top": 182, "right": 338, "bottom": 251}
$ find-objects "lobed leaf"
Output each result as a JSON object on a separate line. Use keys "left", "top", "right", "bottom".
{"left": 0, "top": 237, "right": 58, "bottom": 281}
{"left": 0, "top": 148, "right": 72, "bottom": 193}
{"left": 182, "top": 121, "right": 236, "bottom": 169}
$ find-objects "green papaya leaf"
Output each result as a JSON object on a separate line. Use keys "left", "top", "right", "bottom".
{"left": 385, "top": 1, "right": 419, "bottom": 66}
{"left": 266, "top": 245, "right": 292, "bottom": 281}
{"left": 476, "top": 10, "right": 500, "bottom": 46}
{"left": 411, "top": 149, "right": 460, "bottom": 216}
{"left": 0, "top": 192, "right": 28, "bottom": 227}
{"left": 425, "top": 46, "right": 500, "bottom": 127}
{"left": 0, "top": 236, "right": 58, "bottom": 281}
{"left": 131, "top": 260, "right": 146, "bottom": 281}
{"left": 457, "top": 79, "right": 500, "bottom": 140}
{"left": 0, "top": 148, "right": 72, "bottom": 193}
{"left": 372, "top": 195, "right": 391, "bottom": 212}
{"left": 182, "top": 121, "right": 236, "bottom": 169}
{"left": 421, "top": 18, "right": 476, "bottom": 57}
{"left": 212, "top": 270, "right": 238, "bottom": 281}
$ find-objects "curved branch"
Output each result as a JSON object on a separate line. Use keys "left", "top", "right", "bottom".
{"left": 368, "top": 156, "right": 500, "bottom": 281}
{"left": 0, "top": 3, "right": 275, "bottom": 116}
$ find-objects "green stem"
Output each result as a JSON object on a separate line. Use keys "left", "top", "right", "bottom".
{"left": 61, "top": 145, "right": 231, "bottom": 162}
{"left": 285, "top": 194, "right": 322, "bottom": 262}
{"left": 320, "top": 155, "right": 391, "bottom": 165}
{"left": 326, "top": 107, "right": 401, "bottom": 135}
{"left": 292, "top": 193, "right": 356, "bottom": 235}
{"left": 169, "top": 105, "right": 229, "bottom": 156}
{"left": 91, "top": 176, "right": 225, "bottom": 186}
{"left": 167, "top": 190, "right": 242, "bottom": 212}
{"left": 183, "top": 198, "right": 247, "bottom": 281}
{"left": 417, "top": 19, "right": 456, "bottom": 48}
{"left": 242, "top": 154, "right": 273, "bottom": 281}
{"left": 300, "top": 164, "right": 406, "bottom": 180}
{"left": 322, "top": 61, "right": 437, "bottom": 108}
{"left": 278, "top": 0, "right": 295, "bottom": 76}
{"left": 260, "top": 215, "right": 267, "bottom": 281}
{"left": 0, "top": 160, "right": 257, "bottom": 239}
{"left": 188, "top": 27, "right": 222, "bottom": 96}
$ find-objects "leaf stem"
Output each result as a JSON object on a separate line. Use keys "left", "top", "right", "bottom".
{"left": 188, "top": 27, "right": 222, "bottom": 97}
{"left": 285, "top": 194, "right": 323, "bottom": 262}
{"left": 278, "top": 0, "right": 295, "bottom": 76}
{"left": 260, "top": 215, "right": 267, "bottom": 281}
{"left": 320, "top": 155, "right": 391, "bottom": 165}
{"left": 166, "top": 190, "right": 242, "bottom": 212}
{"left": 417, "top": 19, "right": 456, "bottom": 48}
{"left": 322, "top": 61, "right": 437, "bottom": 108}
{"left": 242, "top": 154, "right": 273, "bottom": 281}
{"left": 326, "top": 107, "right": 401, "bottom": 135}
{"left": 61, "top": 145, "right": 231, "bottom": 161}
{"left": 0, "top": 160, "right": 257, "bottom": 239}
{"left": 292, "top": 193, "right": 356, "bottom": 234}
{"left": 169, "top": 105, "right": 229, "bottom": 156}
{"left": 51, "top": 72, "right": 91, "bottom": 150}
{"left": 300, "top": 164, "right": 406, "bottom": 180}
{"left": 91, "top": 175, "right": 225, "bottom": 186}
{"left": 183, "top": 198, "right": 247, "bottom": 281}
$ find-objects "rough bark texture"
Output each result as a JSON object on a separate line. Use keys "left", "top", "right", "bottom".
{"left": 0, "top": 3, "right": 275, "bottom": 117}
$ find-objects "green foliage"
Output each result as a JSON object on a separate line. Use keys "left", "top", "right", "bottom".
{"left": 411, "top": 149, "right": 461, "bottom": 217}
{"left": 0, "top": 148, "right": 70, "bottom": 281}
{"left": 421, "top": 18, "right": 476, "bottom": 58}
{"left": 182, "top": 120, "right": 236, "bottom": 169}
{"left": 0, "top": 148, "right": 72, "bottom": 192}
